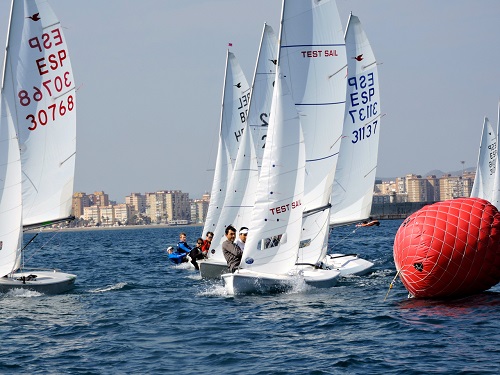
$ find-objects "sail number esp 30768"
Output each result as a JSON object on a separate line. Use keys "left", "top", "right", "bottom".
{"left": 17, "top": 26, "right": 74, "bottom": 131}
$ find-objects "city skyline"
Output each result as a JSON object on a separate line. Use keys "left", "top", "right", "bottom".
{"left": 79, "top": 167, "right": 476, "bottom": 204}
{"left": 1, "top": 1, "right": 499, "bottom": 202}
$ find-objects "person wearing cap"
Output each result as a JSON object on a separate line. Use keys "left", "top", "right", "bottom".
{"left": 222, "top": 225, "right": 243, "bottom": 273}
{"left": 236, "top": 227, "right": 248, "bottom": 251}
{"left": 167, "top": 246, "right": 174, "bottom": 254}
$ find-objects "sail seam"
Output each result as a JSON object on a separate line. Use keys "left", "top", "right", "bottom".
{"left": 296, "top": 101, "right": 345, "bottom": 106}
{"left": 306, "top": 152, "right": 339, "bottom": 163}
{"left": 281, "top": 44, "right": 345, "bottom": 48}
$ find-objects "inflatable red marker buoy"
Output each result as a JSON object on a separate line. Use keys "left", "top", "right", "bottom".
{"left": 393, "top": 197, "right": 500, "bottom": 298}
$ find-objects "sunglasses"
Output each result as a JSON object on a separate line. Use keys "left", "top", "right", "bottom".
{"left": 197, "top": 242, "right": 203, "bottom": 245}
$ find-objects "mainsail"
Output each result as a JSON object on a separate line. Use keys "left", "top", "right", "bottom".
{"left": 241, "top": 73, "right": 305, "bottom": 275}
{"left": 2, "top": 0, "right": 77, "bottom": 228}
{"left": 202, "top": 51, "right": 250, "bottom": 254}
{"left": 330, "top": 13, "right": 381, "bottom": 226}
{"left": 210, "top": 24, "right": 278, "bottom": 256}
{"left": 278, "top": 0, "right": 347, "bottom": 264}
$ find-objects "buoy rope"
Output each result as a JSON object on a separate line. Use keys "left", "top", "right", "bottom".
{"left": 384, "top": 269, "right": 401, "bottom": 302}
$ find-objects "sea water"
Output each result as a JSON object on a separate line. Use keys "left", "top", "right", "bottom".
{"left": 0, "top": 220, "right": 498, "bottom": 374}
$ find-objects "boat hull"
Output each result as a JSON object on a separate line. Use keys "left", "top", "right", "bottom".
{"left": 221, "top": 267, "right": 340, "bottom": 295}
{"left": 299, "top": 267, "right": 340, "bottom": 288}
{"left": 323, "top": 254, "right": 374, "bottom": 276}
{"left": 222, "top": 270, "right": 294, "bottom": 295}
{"left": 198, "top": 259, "right": 229, "bottom": 279}
{"left": 0, "top": 270, "right": 76, "bottom": 294}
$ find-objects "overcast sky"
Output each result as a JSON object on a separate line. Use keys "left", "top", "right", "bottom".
{"left": 1, "top": 0, "right": 499, "bottom": 202}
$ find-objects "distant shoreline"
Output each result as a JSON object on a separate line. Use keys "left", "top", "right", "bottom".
{"left": 28, "top": 223, "right": 204, "bottom": 233}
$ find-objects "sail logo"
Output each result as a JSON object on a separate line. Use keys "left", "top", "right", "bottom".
{"left": 301, "top": 50, "right": 338, "bottom": 58}
{"left": 27, "top": 13, "right": 41, "bottom": 22}
{"left": 269, "top": 200, "right": 301, "bottom": 215}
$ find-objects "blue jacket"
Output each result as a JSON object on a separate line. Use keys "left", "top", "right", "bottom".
{"left": 177, "top": 241, "right": 192, "bottom": 254}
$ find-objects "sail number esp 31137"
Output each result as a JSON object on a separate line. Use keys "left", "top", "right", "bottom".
{"left": 347, "top": 72, "right": 378, "bottom": 144}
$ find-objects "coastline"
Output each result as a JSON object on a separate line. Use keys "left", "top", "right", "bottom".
{"left": 28, "top": 223, "right": 204, "bottom": 233}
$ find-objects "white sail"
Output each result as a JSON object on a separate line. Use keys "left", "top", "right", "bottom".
{"left": 241, "top": 73, "right": 305, "bottom": 275}
{"left": 202, "top": 51, "right": 250, "bottom": 245}
{"left": 470, "top": 117, "right": 496, "bottom": 202}
{"left": 2, "top": 0, "right": 76, "bottom": 227}
{"left": 0, "top": 94, "right": 23, "bottom": 277}
{"left": 490, "top": 100, "right": 500, "bottom": 207}
{"left": 248, "top": 24, "right": 278, "bottom": 168}
{"left": 210, "top": 24, "right": 278, "bottom": 259}
{"left": 279, "top": 0, "right": 347, "bottom": 264}
{"left": 330, "top": 13, "right": 381, "bottom": 226}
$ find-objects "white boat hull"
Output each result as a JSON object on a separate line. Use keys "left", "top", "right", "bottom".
{"left": 323, "top": 254, "right": 374, "bottom": 276}
{"left": 297, "top": 267, "right": 341, "bottom": 288}
{"left": 222, "top": 270, "right": 294, "bottom": 295}
{"left": 0, "top": 270, "right": 76, "bottom": 294}
{"left": 198, "top": 259, "right": 229, "bottom": 279}
{"left": 221, "top": 267, "right": 340, "bottom": 295}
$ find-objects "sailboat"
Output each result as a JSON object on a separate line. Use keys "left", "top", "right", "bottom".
{"left": 322, "top": 13, "right": 380, "bottom": 275}
{"left": 197, "top": 50, "right": 250, "bottom": 269}
{"left": 470, "top": 117, "right": 497, "bottom": 201}
{"left": 470, "top": 101, "right": 499, "bottom": 207}
{"left": 222, "top": 72, "right": 340, "bottom": 294}
{"left": 199, "top": 24, "right": 278, "bottom": 279}
{"left": 0, "top": 0, "right": 76, "bottom": 293}
{"left": 222, "top": 0, "right": 349, "bottom": 294}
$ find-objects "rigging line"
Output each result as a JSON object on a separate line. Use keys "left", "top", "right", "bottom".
{"left": 328, "top": 63, "right": 347, "bottom": 79}
{"left": 329, "top": 227, "right": 357, "bottom": 248}
{"left": 361, "top": 112, "right": 385, "bottom": 128}
{"left": 384, "top": 269, "right": 401, "bottom": 302}
{"left": 330, "top": 134, "right": 344, "bottom": 150}
{"left": 22, "top": 228, "right": 62, "bottom": 267}
{"left": 60, "top": 151, "right": 76, "bottom": 166}
{"left": 362, "top": 61, "right": 377, "bottom": 70}
{"left": 53, "top": 86, "right": 76, "bottom": 100}
{"left": 364, "top": 165, "right": 377, "bottom": 178}
{"left": 43, "top": 21, "right": 61, "bottom": 30}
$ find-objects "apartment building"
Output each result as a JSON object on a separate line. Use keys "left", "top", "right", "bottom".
{"left": 125, "top": 193, "right": 146, "bottom": 215}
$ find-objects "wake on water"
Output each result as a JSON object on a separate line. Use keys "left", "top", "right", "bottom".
{"left": 89, "top": 282, "right": 128, "bottom": 293}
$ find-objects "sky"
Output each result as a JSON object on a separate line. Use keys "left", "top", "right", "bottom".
{"left": 1, "top": 0, "right": 500, "bottom": 203}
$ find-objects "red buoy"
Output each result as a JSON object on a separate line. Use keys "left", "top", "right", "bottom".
{"left": 393, "top": 198, "right": 500, "bottom": 298}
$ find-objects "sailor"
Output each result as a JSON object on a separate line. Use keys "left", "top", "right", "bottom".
{"left": 235, "top": 227, "right": 248, "bottom": 251}
{"left": 176, "top": 232, "right": 191, "bottom": 262}
{"left": 201, "top": 231, "right": 213, "bottom": 256}
{"left": 189, "top": 238, "right": 207, "bottom": 270}
{"left": 222, "top": 225, "right": 243, "bottom": 273}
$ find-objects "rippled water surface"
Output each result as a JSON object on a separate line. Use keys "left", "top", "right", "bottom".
{"left": 1, "top": 220, "right": 498, "bottom": 374}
